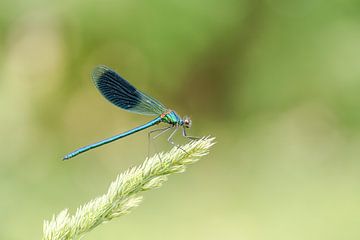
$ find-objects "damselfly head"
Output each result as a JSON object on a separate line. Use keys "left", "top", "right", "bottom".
{"left": 183, "top": 116, "right": 192, "bottom": 128}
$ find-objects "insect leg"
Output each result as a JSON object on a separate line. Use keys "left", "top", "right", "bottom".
{"left": 168, "top": 126, "right": 188, "bottom": 154}
{"left": 147, "top": 126, "right": 173, "bottom": 158}
{"left": 182, "top": 127, "right": 200, "bottom": 140}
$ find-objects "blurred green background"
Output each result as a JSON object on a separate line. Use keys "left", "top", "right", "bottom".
{"left": 1, "top": 0, "right": 360, "bottom": 239}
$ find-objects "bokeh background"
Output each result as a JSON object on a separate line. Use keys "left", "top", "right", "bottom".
{"left": 1, "top": 0, "right": 360, "bottom": 239}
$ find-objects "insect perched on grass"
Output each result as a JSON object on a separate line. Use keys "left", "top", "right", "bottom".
{"left": 63, "top": 65, "right": 197, "bottom": 160}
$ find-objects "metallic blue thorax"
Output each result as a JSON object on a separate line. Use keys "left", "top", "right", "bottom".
{"left": 161, "top": 110, "right": 183, "bottom": 126}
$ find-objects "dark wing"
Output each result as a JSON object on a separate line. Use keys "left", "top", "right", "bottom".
{"left": 92, "top": 65, "right": 167, "bottom": 116}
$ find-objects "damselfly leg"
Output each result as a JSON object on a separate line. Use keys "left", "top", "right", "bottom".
{"left": 148, "top": 124, "right": 198, "bottom": 158}
{"left": 148, "top": 126, "right": 173, "bottom": 158}
{"left": 167, "top": 126, "right": 189, "bottom": 154}
{"left": 182, "top": 127, "right": 200, "bottom": 141}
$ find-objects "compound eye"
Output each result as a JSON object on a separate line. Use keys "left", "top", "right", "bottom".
{"left": 183, "top": 117, "right": 192, "bottom": 128}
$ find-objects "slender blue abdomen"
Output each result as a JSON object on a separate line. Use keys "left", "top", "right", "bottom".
{"left": 63, "top": 117, "right": 162, "bottom": 160}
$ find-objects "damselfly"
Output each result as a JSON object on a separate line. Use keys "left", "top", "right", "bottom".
{"left": 63, "top": 65, "right": 196, "bottom": 160}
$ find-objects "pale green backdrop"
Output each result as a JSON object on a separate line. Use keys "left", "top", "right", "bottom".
{"left": 0, "top": 0, "right": 359, "bottom": 239}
